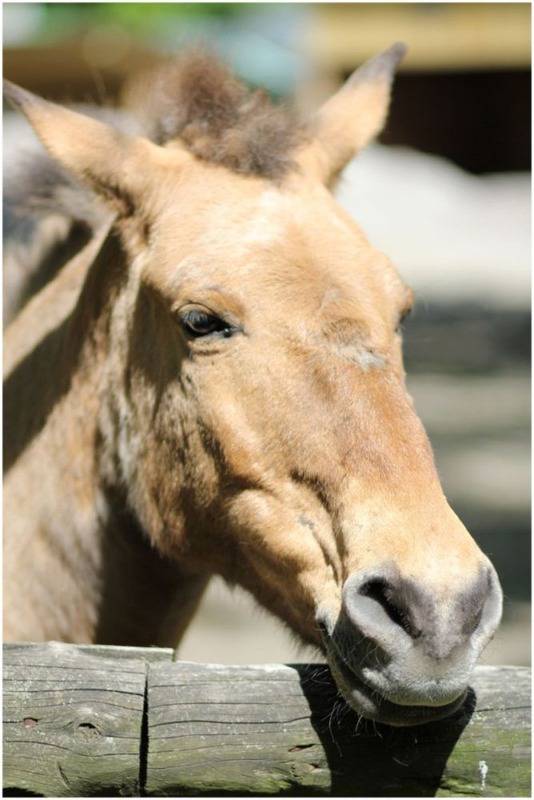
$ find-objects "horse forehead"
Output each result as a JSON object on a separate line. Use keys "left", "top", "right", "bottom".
{"left": 150, "top": 174, "right": 389, "bottom": 303}
{"left": 197, "top": 183, "right": 373, "bottom": 281}
{"left": 218, "top": 187, "right": 399, "bottom": 303}
{"left": 240, "top": 187, "right": 293, "bottom": 238}
{"left": 204, "top": 183, "right": 356, "bottom": 245}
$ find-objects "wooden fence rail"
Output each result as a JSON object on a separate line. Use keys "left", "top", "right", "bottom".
{"left": 3, "top": 642, "right": 531, "bottom": 797}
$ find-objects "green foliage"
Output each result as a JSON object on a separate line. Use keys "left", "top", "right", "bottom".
{"left": 28, "top": 2, "right": 252, "bottom": 42}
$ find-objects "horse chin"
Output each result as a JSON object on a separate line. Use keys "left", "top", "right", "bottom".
{"left": 320, "top": 625, "right": 467, "bottom": 728}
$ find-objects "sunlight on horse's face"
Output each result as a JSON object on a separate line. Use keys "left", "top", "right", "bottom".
{"left": 4, "top": 44, "right": 502, "bottom": 725}
{"left": 119, "top": 159, "right": 502, "bottom": 724}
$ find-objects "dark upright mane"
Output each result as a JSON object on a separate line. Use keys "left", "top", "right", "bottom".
{"left": 125, "top": 49, "right": 305, "bottom": 178}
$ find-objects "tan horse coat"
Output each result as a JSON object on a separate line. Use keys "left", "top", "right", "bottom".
{"left": 3, "top": 46, "right": 501, "bottom": 726}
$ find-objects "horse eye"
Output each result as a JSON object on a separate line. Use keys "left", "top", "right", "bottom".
{"left": 179, "top": 307, "right": 234, "bottom": 339}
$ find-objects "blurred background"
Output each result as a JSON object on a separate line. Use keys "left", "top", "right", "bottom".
{"left": 4, "top": 3, "right": 530, "bottom": 666}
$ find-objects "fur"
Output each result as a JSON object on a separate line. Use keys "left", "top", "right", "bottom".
{"left": 4, "top": 46, "right": 502, "bottom": 727}
{"left": 124, "top": 49, "right": 305, "bottom": 177}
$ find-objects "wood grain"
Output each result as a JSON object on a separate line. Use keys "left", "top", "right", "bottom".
{"left": 3, "top": 642, "right": 170, "bottom": 796}
{"left": 146, "top": 661, "right": 531, "bottom": 797}
{"left": 3, "top": 645, "right": 531, "bottom": 797}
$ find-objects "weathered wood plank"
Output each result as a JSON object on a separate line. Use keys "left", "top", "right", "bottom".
{"left": 3, "top": 642, "right": 149, "bottom": 797}
{"left": 436, "top": 666, "right": 531, "bottom": 797}
{"left": 146, "top": 662, "right": 531, "bottom": 797}
{"left": 3, "top": 646, "right": 530, "bottom": 797}
{"left": 75, "top": 643, "right": 174, "bottom": 663}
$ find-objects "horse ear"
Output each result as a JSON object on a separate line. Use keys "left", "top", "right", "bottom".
{"left": 3, "top": 79, "right": 189, "bottom": 215}
{"left": 299, "top": 43, "right": 407, "bottom": 187}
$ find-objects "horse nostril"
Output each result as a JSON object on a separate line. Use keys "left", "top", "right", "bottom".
{"left": 359, "top": 578, "right": 421, "bottom": 639}
{"left": 342, "top": 571, "right": 425, "bottom": 645}
{"left": 342, "top": 566, "right": 503, "bottom": 661}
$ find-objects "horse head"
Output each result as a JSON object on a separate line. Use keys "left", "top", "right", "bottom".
{"left": 4, "top": 45, "right": 501, "bottom": 726}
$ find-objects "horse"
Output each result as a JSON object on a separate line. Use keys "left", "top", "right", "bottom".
{"left": 3, "top": 44, "right": 502, "bottom": 727}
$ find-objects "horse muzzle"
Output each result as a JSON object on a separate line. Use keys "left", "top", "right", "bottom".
{"left": 318, "top": 563, "right": 503, "bottom": 726}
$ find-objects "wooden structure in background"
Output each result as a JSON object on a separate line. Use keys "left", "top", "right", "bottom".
{"left": 3, "top": 37, "right": 161, "bottom": 102}
{"left": 3, "top": 3, "right": 530, "bottom": 101}
{"left": 300, "top": 3, "right": 531, "bottom": 74}
{"left": 297, "top": 3, "right": 531, "bottom": 173}
{"left": 4, "top": 642, "right": 531, "bottom": 797}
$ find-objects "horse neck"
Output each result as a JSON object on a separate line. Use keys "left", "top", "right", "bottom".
{"left": 4, "top": 222, "right": 112, "bottom": 373}
{"left": 4, "top": 225, "right": 123, "bottom": 641}
{"left": 4, "top": 224, "right": 208, "bottom": 645}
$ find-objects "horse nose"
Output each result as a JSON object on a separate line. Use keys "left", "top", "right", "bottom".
{"left": 342, "top": 564, "right": 502, "bottom": 662}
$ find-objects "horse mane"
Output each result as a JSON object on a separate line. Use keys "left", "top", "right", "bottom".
{"left": 126, "top": 49, "right": 306, "bottom": 178}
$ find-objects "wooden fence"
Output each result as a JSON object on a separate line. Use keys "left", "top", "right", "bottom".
{"left": 3, "top": 642, "right": 531, "bottom": 797}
